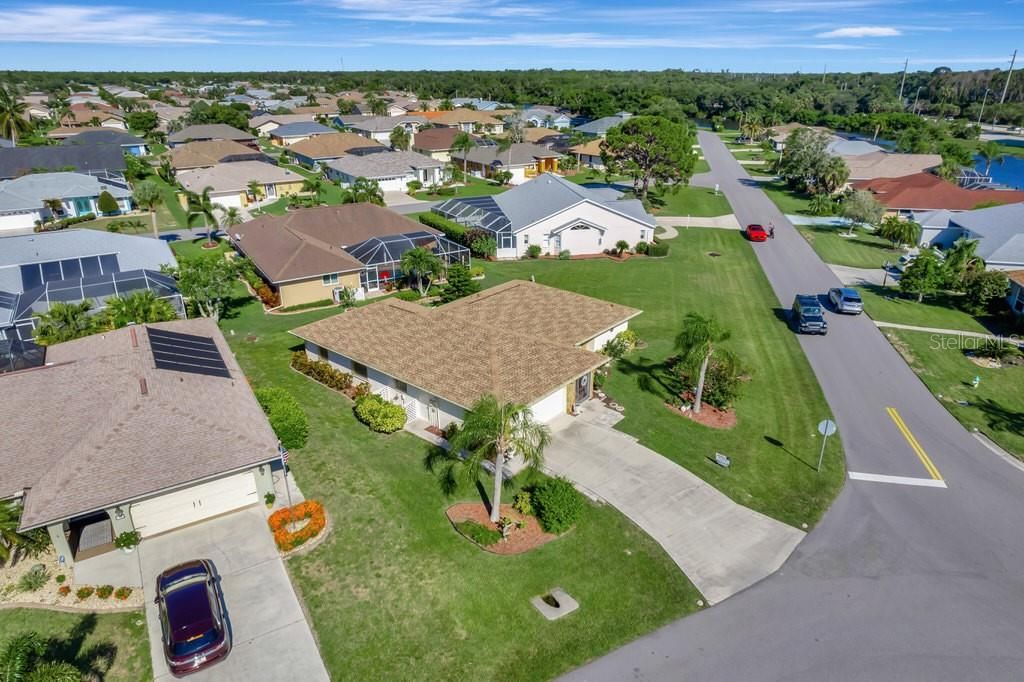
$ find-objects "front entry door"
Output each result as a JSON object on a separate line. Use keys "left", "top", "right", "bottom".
{"left": 575, "top": 373, "right": 591, "bottom": 403}
{"left": 427, "top": 403, "right": 440, "bottom": 428}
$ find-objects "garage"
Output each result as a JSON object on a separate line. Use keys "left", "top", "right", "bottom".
{"left": 530, "top": 385, "right": 570, "bottom": 424}
{"left": 130, "top": 470, "right": 259, "bottom": 538}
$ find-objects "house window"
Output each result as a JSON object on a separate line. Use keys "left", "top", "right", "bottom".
{"left": 318, "top": 346, "right": 329, "bottom": 360}
{"left": 523, "top": 234, "right": 529, "bottom": 245}
{"left": 322, "top": 273, "right": 339, "bottom": 286}
{"left": 394, "top": 379, "right": 408, "bottom": 393}
{"left": 640, "top": 230, "right": 647, "bottom": 241}
{"left": 352, "top": 362, "right": 368, "bottom": 378}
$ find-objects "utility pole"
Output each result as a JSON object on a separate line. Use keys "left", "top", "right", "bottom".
{"left": 822, "top": 64, "right": 827, "bottom": 84}
{"left": 912, "top": 86, "right": 923, "bottom": 114}
{"left": 978, "top": 88, "right": 990, "bottom": 126}
{"left": 999, "top": 49, "right": 1017, "bottom": 104}
{"left": 898, "top": 58, "right": 909, "bottom": 103}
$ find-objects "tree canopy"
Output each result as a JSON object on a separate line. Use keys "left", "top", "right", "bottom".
{"left": 600, "top": 115, "right": 697, "bottom": 199}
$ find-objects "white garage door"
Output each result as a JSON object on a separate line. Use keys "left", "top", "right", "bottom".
{"left": 130, "top": 471, "right": 258, "bottom": 538}
{"left": 530, "top": 385, "right": 568, "bottom": 424}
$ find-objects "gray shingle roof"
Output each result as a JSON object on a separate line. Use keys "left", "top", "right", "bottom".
{"left": 168, "top": 124, "right": 256, "bottom": 144}
{"left": 340, "top": 115, "right": 427, "bottom": 133}
{"left": 270, "top": 121, "right": 335, "bottom": 138}
{"left": 451, "top": 142, "right": 561, "bottom": 168}
{"left": 0, "top": 172, "right": 132, "bottom": 213}
{"left": 327, "top": 151, "right": 442, "bottom": 179}
{"left": 0, "top": 145, "right": 127, "bottom": 181}
{"left": 573, "top": 114, "right": 632, "bottom": 136}
{"left": 947, "top": 203, "right": 1024, "bottom": 264}
{"left": 61, "top": 129, "right": 146, "bottom": 147}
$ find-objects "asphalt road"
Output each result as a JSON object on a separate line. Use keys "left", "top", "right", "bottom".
{"left": 562, "top": 131, "right": 1024, "bottom": 681}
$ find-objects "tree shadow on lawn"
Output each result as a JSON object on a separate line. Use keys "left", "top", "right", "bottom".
{"left": 43, "top": 613, "right": 119, "bottom": 681}
{"left": 615, "top": 355, "right": 680, "bottom": 400}
{"left": 974, "top": 398, "right": 1024, "bottom": 440}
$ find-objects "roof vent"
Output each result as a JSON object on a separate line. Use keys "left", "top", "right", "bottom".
{"left": 129, "top": 326, "right": 138, "bottom": 348}
{"left": 139, "top": 377, "right": 148, "bottom": 395}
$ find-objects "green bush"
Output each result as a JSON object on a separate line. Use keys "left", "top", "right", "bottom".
{"left": 558, "top": 250, "right": 571, "bottom": 260}
{"left": 114, "top": 530, "right": 140, "bottom": 549}
{"left": 647, "top": 239, "right": 671, "bottom": 257}
{"left": 96, "top": 585, "right": 114, "bottom": 599}
{"left": 17, "top": 565, "right": 48, "bottom": 592}
{"left": 468, "top": 265, "right": 485, "bottom": 278}
{"left": 455, "top": 519, "right": 501, "bottom": 546}
{"left": 277, "top": 298, "right": 333, "bottom": 312}
{"left": 470, "top": 236, "right": 497, "bottom": 259}
{"left": 34, "top": 212, "right": 97, "bottom": 232}
{"left": 255, "top": 386, "right": 309, "bottom": 449}
{"left": 97, "top": 190, "right": 119, "bottom": 215}
{"left": 634, "top": 241, "right": 649, "bottom": 254}
{"left": 55, "top": 574, "right": 66, "bottom": 584}
{"left": 395, "top": 289, "right": 421, "bottom": 301}
{"left": 526, "top": 244, "right": 542, "bottom": 259}
{"left": 76, "top": 586, "right": 95, "bottom": 600}
{"left": 419, "top": 212, "right": 467, "bottom": 243}
{"left": 291, "top": 351, "right": 353, "bottom": 391}
{"left": 512, "top": 491, "right": 534, "bottom": 515}
{"left": 354, "top": 394, "right": 407, "bottom": 433}
{"left": 533, "top": 477, "right": 584, "bottom": 534}
{"left": 406, "top": 179, "right": 423, "bottom": 193}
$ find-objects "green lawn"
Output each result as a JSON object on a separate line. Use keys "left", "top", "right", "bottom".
{"left": 150, "top": 175, "right": 189, "bottom": 229}
{"left": 692, "top": 157, "right": 710, "bottom": 174}
{"left": 760, "top": 181, "right": 812, "bottom": 215}
{"left": 170, "top": 236, "right": 231, "bottom": 260}
{"left": 796, "top": 225, "right": 902, "bottom": 269}
{"left": 481, "top": 229, "right": 845, "bottom": 528}
{"left": 731, "top": 149, "right": 777, "bottom": 162}
{"left": 414, "top": 176, "right": 508, "bottom": 201}
{"left": 71, "top": 214, "right": 152, "bottom": 234}
{"left": 885, "top": 329, "right": 1024, "bottom": 457}
{"left": 649, "top": 185, "right": 732, "bottom": 217}
{"left": 219, "top": 295, "right": 701, "bottom": 680}
{"left": 855, "top": 286, "right": 1005, "bottom": 335}
{"left": 0, "top": 609, "right": 151, "bottom": 681}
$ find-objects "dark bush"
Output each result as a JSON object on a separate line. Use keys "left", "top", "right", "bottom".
{"left": 532, "top": 477, "right": 584, "bottom": 534}
{"left": 255, "top": 386, "right": 309, "bottom": 449}
{"left": 291, "top": 351, "right": 353, "bottom": 391}
{"left": 455, "top": 519, "right": 501, "bottom": 546}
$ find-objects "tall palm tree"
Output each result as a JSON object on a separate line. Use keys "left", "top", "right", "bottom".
{"left": 817, "top": 155, "right": 850, "bottom": 195}
{"left": 0, "top": 84, "right": 31, "bottom": 145}
{"left": 221, "top": 206, "right": 244, "bottom": 231}
{"left": 978, "top": 140, "right": 1005, "bottom": 177}
{"left": 452, "top": 132, "right": 475, "bottom": 192}
{"left": 389, "top": 125, "right": 411, "bottom": 151}
{"left": 341, "top": 176, "right": 384, "bottom": 206}
{"left": 246, "top": 180, "right": 265, "bottom": 213}
{"left": 301, "top": 177, "right": 325, "bottom": 203}
{"left": 674, "top": 313, "right": 730, "bottom": 414}
{"left": 132, "top": 180, "right": 163, "bottom": 238}
{"left": 104, "top": 290, "right": 177, "bottom": 328}
{"left": 33, "top": 301, "right": 98, "bottom": 345}
{"left": 399, "top": 246, "right": 443, "bottom": 296}
{"left": 447, "top": 394, "right": 551, "bottom": 523}
{"left": 157, "top": 156, "right": 175, "bottom": 184}
{"left": 183, "top": 186, "right": 220, "bottom": 246}
{"left": 495, "top": 136, "right": 514, "bottom": 176}
{"left": 943, "top": 237, "right": 984, "bottom": 288}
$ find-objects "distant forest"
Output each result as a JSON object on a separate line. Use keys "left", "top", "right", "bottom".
{"left": 5, "top": 67, "right": 1023, "bottom": 125}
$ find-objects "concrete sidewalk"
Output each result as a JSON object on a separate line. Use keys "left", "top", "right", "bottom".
{"left": 545, "top": 409, "right": 804, "bottom": 604}
{"left": 874, "top": 320, "right": 1016, "bottom": 342}
{"left": 655, "top": 214, "right": 740, "bottom": 230}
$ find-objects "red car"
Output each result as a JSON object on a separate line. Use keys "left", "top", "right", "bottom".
{"left": 745, "top": 224, "right": 768, "bottom": 242}
{"left": 155, "top": 560, "right": 231, "bottom": 676}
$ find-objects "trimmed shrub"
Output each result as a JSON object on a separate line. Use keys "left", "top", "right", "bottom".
{"left": 468, "top": 265, "right": 485, "bottom": 278}
{"left": 533, "top": 477, "right": 584, "bottom": 534}
{"left": 526, "top": 244, "right": 542, "bottom": 259}
{"left": 76, "top": 586, "right": 95, "bottom": 600}
{"left": 395, "top": 289, "right": 421, "bottom": 301}
{"left": 291, "top": 351, "right": 353, "bottom": 391}
{"left": 419, "top": 212, "right": 467, "bottom": 243}
{"left": 114, "top": 587, "right": 133, "bottom": 600}
{"left": 58, "top": 585, "right": 71, "bottom": 597}
{"left": 17, "top": 565, "right": 48, "bottom": 592}
{"left": 255, "top": 285, "right": 281, "bottom": 308}
{"left": 255, "top": 386, "right": 309, "bottom": 449}
{"left": 96, "top": 585, "right": 114, "bottom": 599}
{"left": 634, "top": 241, "right": 649, "bottom": 254}
{"left": 558, "top": 250, "right": 571, "bottom": 260}
{"left": 406, "top": 179, "right": 423, "bottom": 194}
{"left": 354, "top": 394, "right": 407, "bottom": 433}
{"left": 55, "top": 574, "right": 66, "bottom": 584}
{"left": 470, "top": 235, "right": 497, "bottom": 259}
{"left": 512, "top": 491, "right": 534, "bottom": 515}
{"left": 34, "top": 212, "right": 97, "bottom": 232}
{"left": 97, "top": 190, "right": 119, "bottom": 215}
{"left": 647, "top": 239, "right": 671, "bottom": 257}
{"left": 455, "top": 519, "right": 501, "bottom": 547}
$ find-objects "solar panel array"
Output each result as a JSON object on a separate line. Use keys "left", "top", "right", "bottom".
{"left": 148, "top": 327, "right": 231, "bottom": 379}
{"left": 13, "top": 269, "right": 182, "bottom": 323}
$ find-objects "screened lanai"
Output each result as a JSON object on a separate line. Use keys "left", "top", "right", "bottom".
{"left": 433, "top": 196, "right": 517, "bottom": 252}
{"left": 343, "top": 230, "right": 470, "bottom": 291}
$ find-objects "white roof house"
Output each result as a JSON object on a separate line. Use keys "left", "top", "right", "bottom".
{"left": 325, "top": 151, "right": 446, "bottom": 193}
{"left": 0, "top": 172, "right": 133, "bottom": 232}
{"left": 913, "top": 203, "right": 1024, "bottom": 269}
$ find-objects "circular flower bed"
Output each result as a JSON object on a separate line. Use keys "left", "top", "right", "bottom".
{"left": 268, "top": 500, "right": 327, "bottom": 551}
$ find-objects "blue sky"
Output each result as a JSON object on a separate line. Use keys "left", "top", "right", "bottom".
{"left": 0, "top": 0, "right": 1020, "bottom": 73}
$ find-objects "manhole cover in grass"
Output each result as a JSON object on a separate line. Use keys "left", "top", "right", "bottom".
{"left": 707, "top": 251, "right": 722, "bottom": 257}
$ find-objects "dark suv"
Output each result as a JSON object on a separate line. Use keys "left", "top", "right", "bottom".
{"left": 791, "top": 295, "right": 828, "bottom": 335}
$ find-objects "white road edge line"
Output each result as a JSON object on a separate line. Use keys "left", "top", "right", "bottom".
{"left": 848, "top": 471, "right": 948, "bottom": 488}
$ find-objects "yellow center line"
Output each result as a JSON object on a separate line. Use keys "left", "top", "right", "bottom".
{"left": 886, "top": 407, "right": 943, "bottom": 480}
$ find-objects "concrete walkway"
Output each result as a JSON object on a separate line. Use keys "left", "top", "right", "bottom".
{"left": 827, "top": 264, "right": 893, "bottom": 287}
{"left": 544, "top": 407, "right": 804, "bottom": 604}
{"left": 874, "top": 320, "right": 1015, "bottom": 343}
{"left": 655, "top": 214, "right": 741, "bottom": 230}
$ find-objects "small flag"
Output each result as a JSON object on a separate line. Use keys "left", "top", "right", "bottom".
{"left": 278, "top": 441, "right": 289, "bottom": 465}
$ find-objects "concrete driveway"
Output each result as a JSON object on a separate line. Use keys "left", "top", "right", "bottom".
{"left": 139, "top": 506, "right": 328, "bottom": 682}
{"left": 545, "top": 409, "right": 804, "bottom": 604}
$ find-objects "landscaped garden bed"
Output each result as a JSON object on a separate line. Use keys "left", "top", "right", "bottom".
{"left": 446, "top": 504, "right": 557, "bottom": 555}
{"left": 268, "top": 500, "right": 329, "bottom": 553}
{"left": 0, "top": 547, "right": 143, "bottom": 610}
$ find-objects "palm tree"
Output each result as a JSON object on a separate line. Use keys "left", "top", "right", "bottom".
{"left": 40, "top": 198, "right": 64, "bottom": 224}
{"left": 452, "top": 132, "right": 475, "bottom": 192}
{"left": 817, "top": 156, "right": 850, "bottom": 195}
{"left": 399, "top": 246, "right": 443, "bottom": 296}
{"left": 132, "top": 180, "right": 163, "bottom": 238}
{"left": 389, "top": 125, "right": 411, "bottom": 151}
{"left": 183, "top": 186, "right": 220, "bottom": 246}
{"left": 368, "top": 96, "right": 387, "bottom": 117}
{"left": 246, "top": 180, "right": 265, "bottom": 212}
{"left": 495, "top": 136, "right": 514, "bottom": 178}
{"left": 0, "top": 84, "right": 31, "bottom": 145}
{"left": 157, "top": 156, "right": 175, "bottom": 184}
{"left": 104, "top": 290, "right": 177, "bottom": 327}
{"left": 978, "top": 141, "right": 1005, "bottom": 177}
{"left": 674, "top": 313, "right": 730, "bottom": 414}
{"left": 0, "top": 632, "right": 81, "bottom": 682}
{"left": 438, "top": 98, "right": 455, "bottom": 111}
{"left": 33, "top": 301, "right": 98, "bottom": 345}
{"left": 301, "top": 177, "right": 325, "bottom": 203}
{"left": 221, "top": 206, "right": 243, "bottom": 231}
{"left": 876, "top": 215, "right": 921, "bottom": 248}
{"left": 943, "top": 237, "right": 984, "bottom": 289}
{"left": 447, "top": 394, "right": 551, "bottom": 523}
{"left": 341, "top": 176, "right": 384, "bottom": 206}
{"left": 0, "top": 502, "right": 32, "bottom": 564}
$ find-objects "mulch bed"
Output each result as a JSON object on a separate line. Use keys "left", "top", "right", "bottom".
{"left": 665, "top": 392, "right": 737, "bottom": 429}
{"left": 446, "top": 503, "right": 557, "bottom": 555}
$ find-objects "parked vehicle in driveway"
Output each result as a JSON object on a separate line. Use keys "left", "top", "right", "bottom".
{"left": 828, "top": 287, "right": 863, "bottom": 314}
{"left": 155, "top": 559, "right": 230, "bottom": 677}
{"left": 791, "top": 294, "right": 828, "bottom": 334}
{"left": 745, "top": 224, "right": 768, "bottom": 242}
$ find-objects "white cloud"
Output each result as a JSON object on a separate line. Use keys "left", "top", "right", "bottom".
{"left": 816, "top": 26, "right": 901, "bottom": 38}
{"left": 314, "top": 0, "right": 553, "bottom": 24}
{"left": 366, "top": 31, "right": 865, "bottom": 50}
{"left": 0, "top": 4, "right": 272, "bottom": 45}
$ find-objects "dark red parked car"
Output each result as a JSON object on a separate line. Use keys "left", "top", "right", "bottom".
{"left": 745, "top": 224, "right": 768, "bottom": 242}
{"left": 155, "top": 560, "right": 231, "bottom": 676}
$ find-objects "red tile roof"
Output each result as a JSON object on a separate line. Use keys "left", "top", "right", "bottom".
{"left": 853, "top": 173, "right": 1024, "bottom": 211}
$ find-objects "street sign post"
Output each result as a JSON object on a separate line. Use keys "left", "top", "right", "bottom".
{"left": 817, "top": 419, "right": 837, "bottom": 472}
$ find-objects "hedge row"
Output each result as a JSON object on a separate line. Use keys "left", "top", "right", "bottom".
{"left": 419, "top": 212, "right": 467, "bottom": 243}
{"left": 291, "top": 351, "right": 353, "bottom": 391}
{"left": 254, "top": 386, "right": 309, "bottom": 449}
{"left": 34, "top": 212, "right": 97, "bottom": 232}
{"left": 648, "top": 238, "right": 671, "bottom": 257}
{"left": 354, "top": 393, "right": 407, "bottom": 433}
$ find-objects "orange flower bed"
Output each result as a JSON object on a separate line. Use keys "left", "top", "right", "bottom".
{"left": 268, "top": 500, "right": 326, "bottom": 551}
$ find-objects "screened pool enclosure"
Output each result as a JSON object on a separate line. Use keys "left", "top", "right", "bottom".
{"left": 343, "top": 230, "right": 470, "bottom": 291}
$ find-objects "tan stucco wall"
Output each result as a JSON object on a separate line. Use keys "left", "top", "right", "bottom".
{"left": 279, "top": 272, "right": 361, "bottom": 307}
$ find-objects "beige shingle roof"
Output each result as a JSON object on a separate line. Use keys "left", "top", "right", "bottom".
{"left": 843, "top": 152, "right": 943, "bottom": 181}
{"left": 177, "top": 160, "right": 302, "bottom": 194}
{"left": 169, "top": 139, "right": 267, "bottom": 170}
{"left": 290, "top": 280, "right": 640, "bottom": 408}
{"left": 2, "top": 319, "right": 279, "bottom": 529}
{"left": 288, "top": 132, "right": 386, "bottom": 160}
